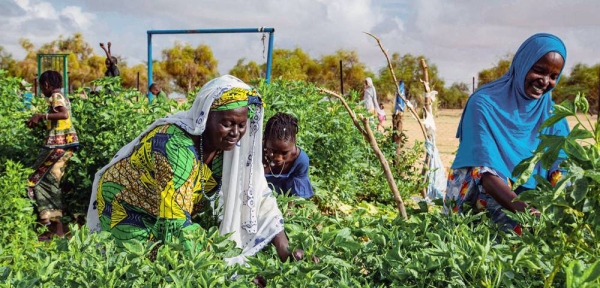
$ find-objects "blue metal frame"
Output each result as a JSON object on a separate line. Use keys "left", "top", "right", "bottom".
{"left": 147, "top": 27, "right": 275, "bottom": 103}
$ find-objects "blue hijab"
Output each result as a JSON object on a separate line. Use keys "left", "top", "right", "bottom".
{"left": 452, "top": 33, "right": 570, "bottom": 188}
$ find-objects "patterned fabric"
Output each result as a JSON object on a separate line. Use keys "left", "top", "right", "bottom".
{"left": 87, "top": 75, "right": 285, "bottom": 265}
{"left": 96, "top": 125, "right": 218, "bottom": 245}
{"left": 445, "top": 166, "right": 563, "bottom": 234}
{"left": 211, "top": 87, "right": 254, "bottom": 110}
{"left": 27, "top": 148, "right": 74, "bottom": 222}
{"left": 265, "top": 149, "right": 314, "bottom": 199}
{"left": 44, "top": 93, "right": 79, "bottom": 149}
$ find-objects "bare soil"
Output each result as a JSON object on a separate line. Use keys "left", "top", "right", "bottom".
{"left": 384, "top": 108, "right": 597, "bottom": 171}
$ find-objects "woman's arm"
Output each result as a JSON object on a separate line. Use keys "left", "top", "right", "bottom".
{"left": 481, "top": 173, "right": 528, "bottom": 213}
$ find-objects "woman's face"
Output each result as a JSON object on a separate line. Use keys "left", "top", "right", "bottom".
{"left": 265, "top": 138, "right": 296, "bottom": 167}
{"left": 524, "top": 52, "right": 564, "bottom": 99}
{"left": 204, "top": 106, "right": 248, "bottom": 151}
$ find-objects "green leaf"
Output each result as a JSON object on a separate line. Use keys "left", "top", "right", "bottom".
{"left": 584, "top": 170, "right": 600, "bottom": 184}
{"left": 582, "top": 260, "right": 600, "bottom": 284}
{"left": 569, "top": 125, "right": 594, "bottom": 140}
{"left": 564, "top": 139, "right": 589, "bottom": 162}
{"left": 571, "top": 178, "right": 589, "bottom": 204}
{"left": 513, "top": 153, "right": 543, "bottom": 187}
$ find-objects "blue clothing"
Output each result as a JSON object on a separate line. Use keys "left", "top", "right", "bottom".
{"left": 265, "top": 149, "right": 314, "bottom": 199}
{"left": 452, "top": 33, "right": 570, "bottom": 189}
{"left": 394, "top": 80, "right": 406, "bottom": 114}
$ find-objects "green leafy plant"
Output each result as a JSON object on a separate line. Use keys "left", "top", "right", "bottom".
{"left": 513, "top": 93, "right": 600, "bottom": 287}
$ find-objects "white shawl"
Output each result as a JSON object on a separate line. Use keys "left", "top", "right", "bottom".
{"left": 86, "top": 75, "right": 284, "bottom": 264}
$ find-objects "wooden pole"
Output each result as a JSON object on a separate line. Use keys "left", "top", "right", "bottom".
{"left": 319, "top": 88, "right": 408, "bottom": 220}
{"left": 339, "top": 60, "right": 344, "bottom": 96}
{"left": 472, "top": 76, "right": 475, "bottom": 94}
{"left": 419, "top": 59, "right": 431, "bottom": 199}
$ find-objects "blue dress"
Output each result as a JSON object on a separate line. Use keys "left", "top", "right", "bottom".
{"left": 265, "top": 149, "right": 314, "bottom": 199}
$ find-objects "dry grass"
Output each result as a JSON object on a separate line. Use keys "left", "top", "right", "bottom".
{"left": 384, "top": 108, "right": 598, "bottom": 171}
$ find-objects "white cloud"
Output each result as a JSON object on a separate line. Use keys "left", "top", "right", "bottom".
{"left": 0, "top": 0, "right": 599, "bottom": 88}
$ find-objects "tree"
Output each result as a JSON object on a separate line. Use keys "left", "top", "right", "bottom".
{"left": 440, "top": 82, "right": 470, "bottom": 109}
{"left": 271, "top": 47, "right": 318, "bottom": 81}
{"left": 162, "top": 42, "right": 219, "bottom": 93}
{"left": 229, "top": 58, "right": 262, "bottom": 83}
{"left": 315, "top": 49, "right": 368, "bottom": 93}
{"left": 553, "top": 63, "right": 600, "bottom": 114}
{"left": 477, "top": 54, "right": 512, "bottom": 87}
{"left": 377, "top": 53, "right": 445, "bottom": 107}
{"left": 0, "top": 46, "right": 15, "bottom": 72}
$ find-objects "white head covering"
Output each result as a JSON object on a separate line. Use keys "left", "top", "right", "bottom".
{"left": 86, "top": 75, "right": 284, "bottom": 264}
{"left": 364, "top": 77, "right": 384, "bottom": 116}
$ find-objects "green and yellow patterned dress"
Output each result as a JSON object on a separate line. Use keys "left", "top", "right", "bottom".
{"left": 96, "top": 124, "right": 219, "bottom": 245}
{"left": 27, "top": 92, "right": 79, "bottom": 222}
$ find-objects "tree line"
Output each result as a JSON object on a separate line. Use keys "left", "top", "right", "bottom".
{"left": 0, "top": 33, "right": 597, "bottom": 110}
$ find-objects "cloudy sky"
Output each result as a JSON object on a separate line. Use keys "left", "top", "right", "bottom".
{"left": 1, "top": 0, "right": 599, "bottom": 87}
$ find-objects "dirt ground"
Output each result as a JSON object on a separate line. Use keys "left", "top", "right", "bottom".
{"left": 384, "top": 108, "right": 597, "bottom": 171}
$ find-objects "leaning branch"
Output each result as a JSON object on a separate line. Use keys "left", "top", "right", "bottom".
{"left": 364, "top": 32, "right": 429, "bottom": 142}
{"left": 319, "top": 88, "right": 408, "bottom": 220}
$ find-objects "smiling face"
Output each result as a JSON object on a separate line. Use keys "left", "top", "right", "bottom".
{"left": 203, "top": 106, "right": 248, "bottom": 152}
{"left": 265, "top": 138, "right": 297, "bottom": 168}
{"left": 524, "top": 52, "right": 564, "bottom": 99}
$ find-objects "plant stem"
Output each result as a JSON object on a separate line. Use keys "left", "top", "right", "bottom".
{"left": 544, "top": 224, "right": 582, "bottom": 287}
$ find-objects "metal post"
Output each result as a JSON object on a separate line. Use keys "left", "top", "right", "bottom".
{"left": 339, "top": 60, "right": 344, "bottom": 95}
{"left": 597, "top": 68, "right": 600, "bottom": 122}
{"left": 37, "top": 54, "right": 41, "bottom": 96}
{"left": 137, "top": 71, "right": 140, "bottom": 91}
{"left": 63, "top": 55, "right": 68, "bottom": 97}
{"left": 472, "top": 76, "right": 475, "bottom": 94}
{"left": 146, "top": 27, "right": 276, "bottom": 102}
{"left": 265, "top": 30, "right": 274, "bottom": 84}
{"left": 147, "top": 32, "right": 153, "bottom": 103}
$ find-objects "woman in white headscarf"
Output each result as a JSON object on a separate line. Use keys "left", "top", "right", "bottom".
{"left": 86, "top": 75, "right": 297, "bottom": 264}
{"left": 363, "top": 77, "right": 385, "bottom": 129}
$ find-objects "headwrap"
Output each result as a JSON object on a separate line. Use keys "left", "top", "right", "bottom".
{"left": 452, "top": 33, "right": 570, "bottom": 188}
{"left": 364, "top": 77, "right": 384, "bottom": 116}
{"left": 87, "top": 75, "right": 283, "bottom": 264}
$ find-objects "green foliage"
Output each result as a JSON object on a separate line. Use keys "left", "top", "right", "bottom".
{"left": 162, "top": 41, "right": 219, "bottom": 93}
{"left": 0, "top": 70, "right": 45, "bottom": 172}
{"left": 64, "top": 77, "right": 179, "bottom": 213}
{"left": 376, "top": 53, "right": 445, "bottom": 107}
{"left": 477, "top": 54, "right": 512, "bottom": 88}
{"left": 553, "top": 63, "right": 600, "bottom": 114}
{"left": 513, "top": 93, "right": 600, "bottom": 286}
{"left": 440, "top": 82, "right": 471, "bottom": 109}
{"left": 2, "top": 71, "right": 598, "bottom": 287}
{"left": 259, "top": 79, "right": 421, "bottom": 206}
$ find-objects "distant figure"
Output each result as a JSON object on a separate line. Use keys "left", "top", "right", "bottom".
{"left": 149, "top": 83, "right": 168, "bottom": 101}
{"left": 363, "top": 77, "right": 385, "bottom": 131}
{"left": 377, "top": 103, "right": 386, "bottom": 132}
{"left": 100, "top": 42, "right": 120, "bottom": 77}
{"left": 445, "top": 33, "right": 568, "bottom": 234}
{"left": 263, "top": 112, "right": 314, "bottom": 199}
{"left": 26, "top": 70, "right": 79, "bottom": 240}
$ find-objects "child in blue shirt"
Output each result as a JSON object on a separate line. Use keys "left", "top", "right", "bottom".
{"left": 263, "top": 112, "right": 314, "bottom": 198}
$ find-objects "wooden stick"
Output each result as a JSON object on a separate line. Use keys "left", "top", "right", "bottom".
{"left": 364, "top": 32, "right": 429, "bottom": 142}
{"left": 319, "top": 88, "right": 408, "bottom": 220}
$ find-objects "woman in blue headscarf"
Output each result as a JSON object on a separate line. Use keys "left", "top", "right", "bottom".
{"left": 444, "top": 33, "right": 569, "bottom": 234}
